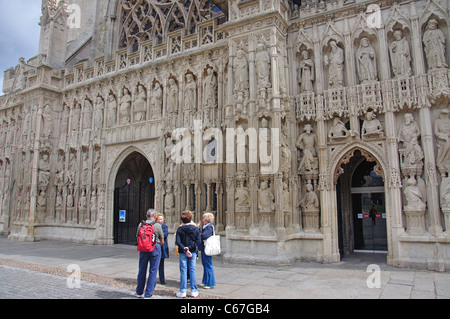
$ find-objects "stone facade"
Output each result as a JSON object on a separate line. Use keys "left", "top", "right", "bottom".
{"left": 1, "top": 0, "right": 450, "bottom": 270}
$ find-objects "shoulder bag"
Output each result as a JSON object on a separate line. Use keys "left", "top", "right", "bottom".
{"left": 204, "top": 225, "right": 221, "bottom": 256}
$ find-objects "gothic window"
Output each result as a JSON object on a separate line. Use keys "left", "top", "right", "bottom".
{"left": 118, "top": 0, "right": 223, "bottom": 50}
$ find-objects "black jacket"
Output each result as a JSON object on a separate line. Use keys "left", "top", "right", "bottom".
{"left": 175, "top": 224, "right": 202, "bottom": 254}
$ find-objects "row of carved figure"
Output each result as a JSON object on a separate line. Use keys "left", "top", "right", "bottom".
{"left": 303, "top": 108, "right": 450, "bottom": 173}
{"left": 233, "top": 178, "right": 318, "bottom": 214}
{"left": 61, "top": 66, "right": 218, "bottom": 132}
{"left": 298, "top": 107, "right": 450, "bottom": 210}
{"left": 296, "top": 19, "right": 447, "bottom": 93}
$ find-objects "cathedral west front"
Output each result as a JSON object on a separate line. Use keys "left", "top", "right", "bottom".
{"left": 1, "top": 0, "right": 450, "bottom": 270}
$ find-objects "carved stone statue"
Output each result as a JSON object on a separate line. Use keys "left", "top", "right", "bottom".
{"left": 119, "top": 87, "right": 131, "bottom": 125}
{"left": 42, "top": 103, "right": 53, "bottom": 139}
{"left": 184, "top": 73, "right": 197, "bottom": 112}
{"left": 398, "top": 113, "right": 423, "bottom": 170}
{"left": 356, "top": 37, "right": 378, "bottom": 83}
{"left": 423, "top": 19, "right": 447, "bottom": 70}
{"left": 398, "top": 113, "right": 420, "bottom": 145}
{"left": 134, "top": 84, "right": 147, "bottom": 122}
{"left": 203, "top": 66, "right": 217, "bottom": 107}
{"left": 167, "top": 78, "right": 178, "bottom": 114}
{"left": 150, "top": 82, "right": 163, "bottom": 119}
{"left": 255, "top": 43, "right": 271, "bottom": 88}
{"left": 164, "top": 136, "right": 175, "bottom": 180}
{"left": 435, "top": 108, "right": 450, "bottom": 174}
{"left": 92, "top": 149, "right": 101, "bottom": 186}
{"left": 83, "top": 99, "right": 93, "bottom": 130}
{"left": 258, "top": 181, "right": 274, "bottom": 211}
{"left": 94, "top": 96, "right": 104, "bottom": 129}
{"left": 361, "top": 111, "right": 383, "bottom": 138}
{"left": 300, "top": 182, "right": 319, "bottom": 210}
{"left": 38, "top": 153, "right": 51, "bottom": 189}
{"left": 404, "top": 177, "right": 426, "bottom": 210}
{"left": 389, "top": 30, "right": 412, "bottom": 78}
{"left": 296, "top": 124, "right": 318, "bottom": 173}
{"left": 235, "top": 181, "right": 250, "bottom": 211}
{"left": 164, "top": 184, "right": 175, "bottom": 211}
{"left": 324, "top": 41, "right": 344, "bottom": 88}
{"left": 37, "top": 190, "right": 46, "bottom": 208}
{"left": 233, "top": 49, "right": 249, "bottom": 93}
{"left": 298, "top": 50, "right": 314, "bottom": 92}
{"left": 440, "top": 176, "right": 450, "bottom": 208}
{"left": 55, "top": 153, "right": 66, "bottom": 187}
{"left": 280, "top": 126, "right": 291, "bottom": 177}
{"left": 403, "top": 136, "right": 424, "bottom": 168}
{"left": 79, "top": 189, "right": 87, "bottom": 210}
{"left": 81, "top": 151, "right": 90, "bottom": 186}
{"left": 107, "top": 93, "right": 117, "bottom": 127}
{"left": 67, "top": 187, "right": 74, "bottom": 208}
{"left": 328, "top": 117, "right": 349, "bottom": 140}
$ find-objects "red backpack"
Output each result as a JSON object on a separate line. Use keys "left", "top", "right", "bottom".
{"left": 137, "top": 221, "right": 156, "bottom": 252}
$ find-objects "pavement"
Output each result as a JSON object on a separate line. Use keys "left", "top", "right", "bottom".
{"left": 1, "top": 236, "right": 450, "bottom": 300}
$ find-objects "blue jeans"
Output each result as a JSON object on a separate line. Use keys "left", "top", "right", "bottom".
{"left": 179, "top": 252, "right": 197, "bottom": 293}
{"left": 136, "top": 244, "right": 161, "bottom": 297}
{"left": 201, "top": 250, "right": 216, "bottom": 287}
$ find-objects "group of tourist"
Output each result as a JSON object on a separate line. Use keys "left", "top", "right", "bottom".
{"left": 135, "top": 209, "right": 216, "bottom": 299}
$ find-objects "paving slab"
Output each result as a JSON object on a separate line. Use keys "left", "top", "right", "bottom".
{"left": 1, "top": 237, "right": 449, "bottom": 300}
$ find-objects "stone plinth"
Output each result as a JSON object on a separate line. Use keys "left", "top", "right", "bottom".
{"left": 303, "top": 208, "right": 320, "bottom": 233}
{"left": 404, "top": 207, "right": 426, "bottom": 236}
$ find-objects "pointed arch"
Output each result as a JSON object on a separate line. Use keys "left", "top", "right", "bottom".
{"left": 419, "top": 0, "right": 449, "bottom": 29}
{"left": 328, "top": 141, "right": 387, "bottom": 189}
{"left": 321, "top": 21, "right": 344, "bottom": 50}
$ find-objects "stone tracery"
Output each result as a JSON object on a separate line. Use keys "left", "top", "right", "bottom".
{"left": 119, "top": 0, "right": 219, "bottom": 49}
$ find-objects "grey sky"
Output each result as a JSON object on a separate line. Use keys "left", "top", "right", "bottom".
{"left": 0, "top": 0, "right": 41, "bottom": 94}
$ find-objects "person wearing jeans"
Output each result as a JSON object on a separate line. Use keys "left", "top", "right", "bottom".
{"left": 136, "top": 244, "right": 161, "bottom": 298}
{"left": 135, "top": 209, "right": 164, "bottom": 299}
{"left": 175, "top": 210, "right": 202, "bottom": 298}
{"left": 198, "top": 212, "right": 216, "bottom": 289}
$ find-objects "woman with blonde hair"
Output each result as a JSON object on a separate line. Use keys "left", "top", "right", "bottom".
{"left": 198, "top": 212, "right": 216, "bottom": 289}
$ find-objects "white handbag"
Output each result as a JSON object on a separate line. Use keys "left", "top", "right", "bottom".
{"left": 204, "top": 226, "right": 221, "bottom": 256}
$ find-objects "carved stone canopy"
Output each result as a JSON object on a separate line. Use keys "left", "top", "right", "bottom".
{"left": 334, "top": 148, "right": 384, "bottom": 184}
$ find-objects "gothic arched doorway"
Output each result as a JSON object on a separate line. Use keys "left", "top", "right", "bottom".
{"left": 336, "top": 149, "right": 388, "bottom": 255}
{"left": 114, "top": 152, "right": 155, "bottom": 245}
